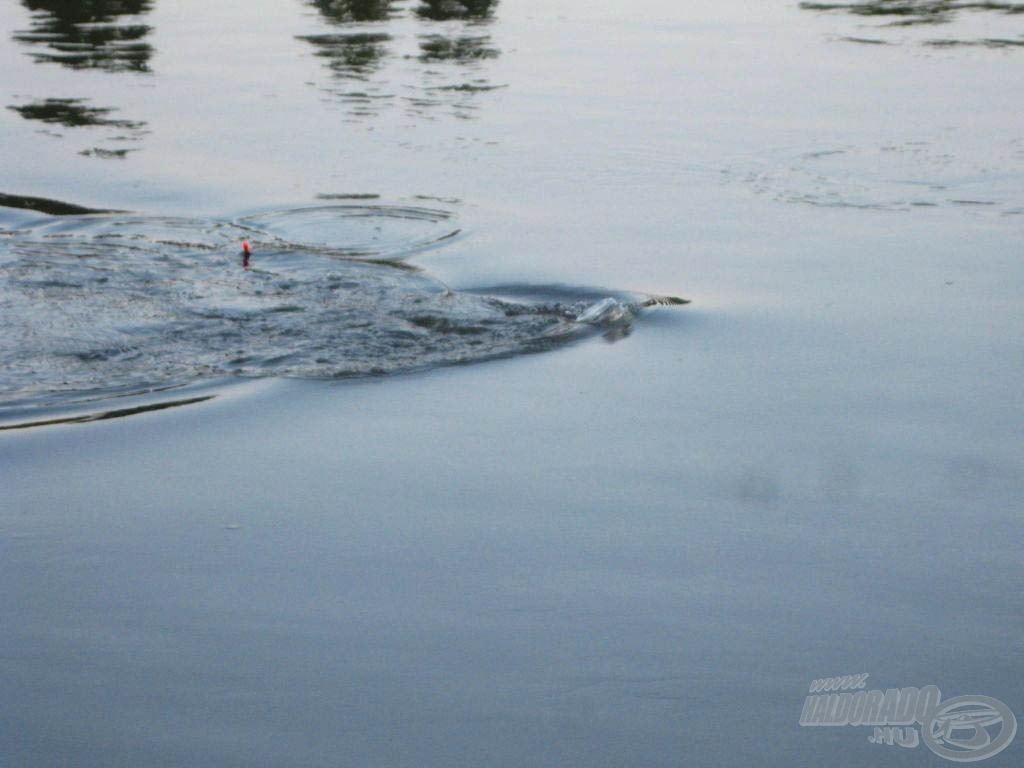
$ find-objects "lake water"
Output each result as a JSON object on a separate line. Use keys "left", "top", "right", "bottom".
{"left": 2, "top": 1, "right": 1023, "bottom": 766}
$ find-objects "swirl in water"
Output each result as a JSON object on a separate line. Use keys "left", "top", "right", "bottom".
{"left": 0, "top": 201, "right": 685, "bottom": 415}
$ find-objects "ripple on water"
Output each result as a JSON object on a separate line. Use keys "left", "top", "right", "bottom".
{"left": 238, "top": 204, "right": 461, "bottom": 259}
{"left": 0, "top": 200, "right": 686, "bottom": 420}
{"left": 724, "top": 139, "right": 1024, "bottom": 214}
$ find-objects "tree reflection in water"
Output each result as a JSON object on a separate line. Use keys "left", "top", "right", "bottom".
{"left": 6, "top": 0, "right": 507, "bottom": 157}
{"left": 800, "top": 1, "right": 1024, "bottom": 47}
{"left": 415, "top": 0, "right": 498, "bottom": 22}
{"left": 9, "top": 1, "right": 152, "bottom": 158}
{"left": 310, "top": 0, "right": 398, "bottom": 24}
{"left": 14, "top": 0, "right": 155, "bottom": 73}
{"left": 299, "top": 0, "right": 503, "bottom": 121}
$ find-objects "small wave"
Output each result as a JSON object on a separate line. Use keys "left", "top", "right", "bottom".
{"left": 237, "top": 204, "right": 461, "bottom": 261}
{"left": 0, "top": 198, "right": 687, "bottom": 417}
{"left": 723, "top": 139, "right": 1024, "bottom": 214}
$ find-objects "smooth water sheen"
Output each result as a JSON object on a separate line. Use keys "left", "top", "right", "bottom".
{"left": 0, "top": 201, "right": 677, "bottom": 414}
{"left": 2, "top": 1, "right": 1023, "bottom": 767}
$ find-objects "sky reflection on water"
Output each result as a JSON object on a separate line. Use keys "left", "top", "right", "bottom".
{"left": 2, "top": 2, "right": 1024, "bottom": 767}
{"left": 300, "top": 0, "right": 502, "bottom": 120}
{"left": 7, "top": 0, "right": 504, "bottom": 158}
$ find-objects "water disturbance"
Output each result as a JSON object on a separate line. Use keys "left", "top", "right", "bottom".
{"left": 0, "top": 198, "right": 685, "bottom": 418}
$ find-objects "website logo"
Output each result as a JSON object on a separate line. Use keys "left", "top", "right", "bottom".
{"left": 799, "top": 674, "right": 1017, "bottom": 762}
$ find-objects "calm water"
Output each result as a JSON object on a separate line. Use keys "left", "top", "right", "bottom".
{"left": 2, "top": 1, "right": 1023, "bottom": 766}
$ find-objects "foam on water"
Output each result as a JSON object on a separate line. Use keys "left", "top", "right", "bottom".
{"left": 0, "top": 200, "right": 685, "bottom": 418}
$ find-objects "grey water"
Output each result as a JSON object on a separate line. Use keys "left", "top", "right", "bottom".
{"left": 2, "top": 1, "right": 1023, "bottom": 766}
{"left": 0, "top": 200, "right": 677, "bottom": 416}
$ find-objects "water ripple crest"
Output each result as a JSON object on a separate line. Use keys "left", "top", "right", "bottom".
{"left": 0, "top": 200, "right": 685, "bottom": 417}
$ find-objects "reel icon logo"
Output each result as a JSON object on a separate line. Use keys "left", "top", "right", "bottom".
{"left": 923, "top": 696, "right": 1017, "bottom": 763}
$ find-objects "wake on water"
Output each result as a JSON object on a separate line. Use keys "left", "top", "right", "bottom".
{"left": 0, "top": 196, "right": 686, "bottom": 421}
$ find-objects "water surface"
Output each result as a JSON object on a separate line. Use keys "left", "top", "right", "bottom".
{"left": 0, "top": 197, "right": 682, "bottom": 417}
{"left": 1, "top": 1, "right": 1022, "bottom": 766}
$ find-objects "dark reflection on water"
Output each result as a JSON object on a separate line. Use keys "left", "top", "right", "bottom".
{"left": 409, "top": 33, "right": 502, "bottom": 119}
{"left": 10, "top": 1, "right": 155, "bottom": 158}
{"left": 297, "top": 32, "right": 393, "bottom": 80}
{"left": 801, "top": 1, "right": 1024, "bottom": 46}
{"left": 298, "top": 26, "right": 396, "bottom": 116}
{"left": 925, "top": 35, "right": 1024, "bottom": 45}
{"left": 77, "top": 147, "right": 134, "bottom": 159}
{"left": 309, "top": 0, "right": 398, "bottom": 24}
{"left": 5, "top": 0, "right": 506, "bottom": 151}
{"left": 7, "top": 97, "right": 148, "bottom": 159}
{"left": 13, "top": 0, "right": 154, "bottom": 73}
{"left": 300, "top": 0, "right": 502, "bottom": 120}
{"left": 419, "top": 34, "right": 499, "bottom": 62}
{"left": 415, "top": 0, "right": 499, "bottom": 22}
{"left": 0, "top": 192, "right": 121, "bottom": 215}
{"left": 801, "top": 0, "right": 1024, "bottom": 23}
{"left": 8, "top": 97, "right": 143, "bottom": 130}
